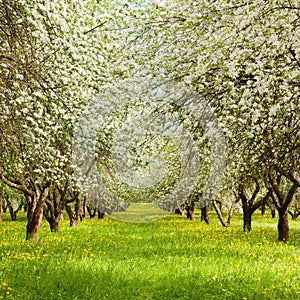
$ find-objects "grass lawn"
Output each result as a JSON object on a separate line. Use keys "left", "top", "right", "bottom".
{"left": 111, "top": 202, "right": 169, "bottom": 223}
{"left": 0, "top": 210, "right": 300, "bottom": 299}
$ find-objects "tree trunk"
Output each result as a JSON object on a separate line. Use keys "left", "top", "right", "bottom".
{"left": 268, "top": 171, "right": 298, "bottom": 243}
{"left": 288, "top": 208, "right": 300, "bottom": 221}
{"left": 291, "top": 214, "right": 298, "bottom": 221}
{"left": 87, "top": 206, "right": 97, "bottom": 219}
{"left": 278, "top": 210, "right": 289, "bottom": 242}
{"left": 271, "top": 208, "right": 276, "bottom": 218}
{"left": 65, "top": 192, "right": 81, "bottom": 227}
{"left": 261, "top": 202, "right": 265, "bottom": 215}
{"left": 243, "top": 209, "right": 252, "bottom": 232}
{"left": 0, "top": 197, "right": 3, "bottom": 222}
{"left": 98, "top": 211, "right": 106, "bottom": 219}
{"left": 7, "top": 199, "right": 23, "bottom": 221}
{"left": 43, "top": 198, "right": 63, "bottom": 233}
{"left": 80, "top": 195, "right": 88, "bottom": 221}
{"left": 2, "top": 201, "right": 7, "bottom": 213}
{"left": 186, "top": 201, "right": 195, "bottom": 220}
{"left": 226, "top": 201, "right": 236, "bottom": 225}
{"left": 26, "top": 206, "right": 43, "bottom": 241}
{"left": 200, "top": 206, "right": 210, "bottom": 224}
{"left": 213, "top": 201, "right": 229, "bottom": 227}
{"left": 7, "top": 200, "right": 17, "bottom": 221}
{"left": 65, "top": 204, "right": 78, "bottom": 227}
{"left": 26, "top": 183, "right": 52, "bottom": 242}
{"left": 49, "top": 219, "right": 59, "bottom": 232}
{"left": 175, "top": 207, "right": 185, "bottom": 216}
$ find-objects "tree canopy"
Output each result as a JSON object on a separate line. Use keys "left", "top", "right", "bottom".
{"left": 0, "top": 0, "right": 299, "bottom": 242}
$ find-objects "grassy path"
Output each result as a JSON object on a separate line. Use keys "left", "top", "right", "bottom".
{"left": 0, "top": 212, "right": 299, "bottom": 299}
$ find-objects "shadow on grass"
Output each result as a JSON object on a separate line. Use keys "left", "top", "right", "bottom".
{"left": 10, "top": 260, "right": 299, "bottom": 300}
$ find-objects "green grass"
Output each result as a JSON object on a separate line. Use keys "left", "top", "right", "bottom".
{"left": 0, "top": 211, "right": 300, "bottom": 299}
{"left": 111, "top": 202, "right": 169, "bottom": 223}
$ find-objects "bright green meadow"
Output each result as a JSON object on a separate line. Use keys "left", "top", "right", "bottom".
{"left": 0, "top": 210, "right": 300, "bottom": 300}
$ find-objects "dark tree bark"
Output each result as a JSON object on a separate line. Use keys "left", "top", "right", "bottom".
{"left": 175, "top": 203, "right": 185, "bottom": 216}
{"left": 239, "top": 182, "right": 271, "bottom": 232}
{"left": 200, "top": 206, "right": 210, "bottom": 224}
{"left": 80, "top": 195, "right": 88, "bottom": 221}
{"left": 65, "top": 192, "right": 81, "bottom": 227}
{"left": 87, "top": 205, "right": 97, "bottom": 219}
{"left": 50, "top": 218, "right": 59, "bottom": 232}
{"left": 278, "top": 209, "right": 289, "bottom": 242}
{"left": 287, "top": 195, "right": 300, "bottom": 220}
{"left": 65, "top": 204, "right": 79, "bottom": 226}
{"left": 7, "top": 199, "right": 23, "bottom": 221}
{"left": 2, "top": 201, "right": 7, "bottom": 213}
{"left": 288, "top": 208, "right": 300, "bottom": 220}
{"left": 239, "top": 183, "right": 258, "bottom": 232}
{"left": 23, "top": 202, "right": 27, "bottom": 213}
{"left": 186, "top": 201, "right": 195, "bottom": 220}
{"left": 43, "top": 202, "right": 61, "bottom": 232}
{"left": 174, "top": 208, "right": 184, "bottom": 215}
{"left": 43, "top": 186, "right": 66, "bottom": 232}
{"left": 266, "top": 199, "right": 276, "bottom": 218}
{"left": 0, "top": 174, "right": 52, "bottom": 242}
{"left": 243, "top": 209, "right": 252, "bottom": 232}
{"left": 97, "top": 211, "right": 106, "bottom": 219}
{"left": 26, "top": 183, "right": 52, "bottom": 241}
{"left": 268, "top": 169, "right": 299, "bottom": 242}
{"left": 270, "top": 207, "right": 276, "bottom": 218}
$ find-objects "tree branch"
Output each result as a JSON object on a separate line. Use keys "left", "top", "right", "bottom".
{"left": 282, "top": 183, "right": 298, "bottom": 212}
{"left": 83, "top": 21, "right": 107, "bottom": 35}
{"left": 0, "top": 173, "right": 33, "bottom": 196}
{"left": 288, "top": 47, "right": 300, "bottom": 68}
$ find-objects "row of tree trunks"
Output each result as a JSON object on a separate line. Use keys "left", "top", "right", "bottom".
{"left": 43, "top": 184, "right": 69, "bottom": 232}
{"left": 0, "top": 175, "right": 106, "bottom": 240}
{"left": 1, "top": 173, "right": 297, "bottom": 243}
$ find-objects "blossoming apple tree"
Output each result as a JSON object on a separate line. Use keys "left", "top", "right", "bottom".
{"left": 119, "top": 0, "right": 300, "bottom": 241}
{"left": 0, "top": 0, "right": 125, "bottom": 240}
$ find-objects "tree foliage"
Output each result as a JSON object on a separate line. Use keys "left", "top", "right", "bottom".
{"left": 0, "top": 0, "right": 299, "bottom": 241}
